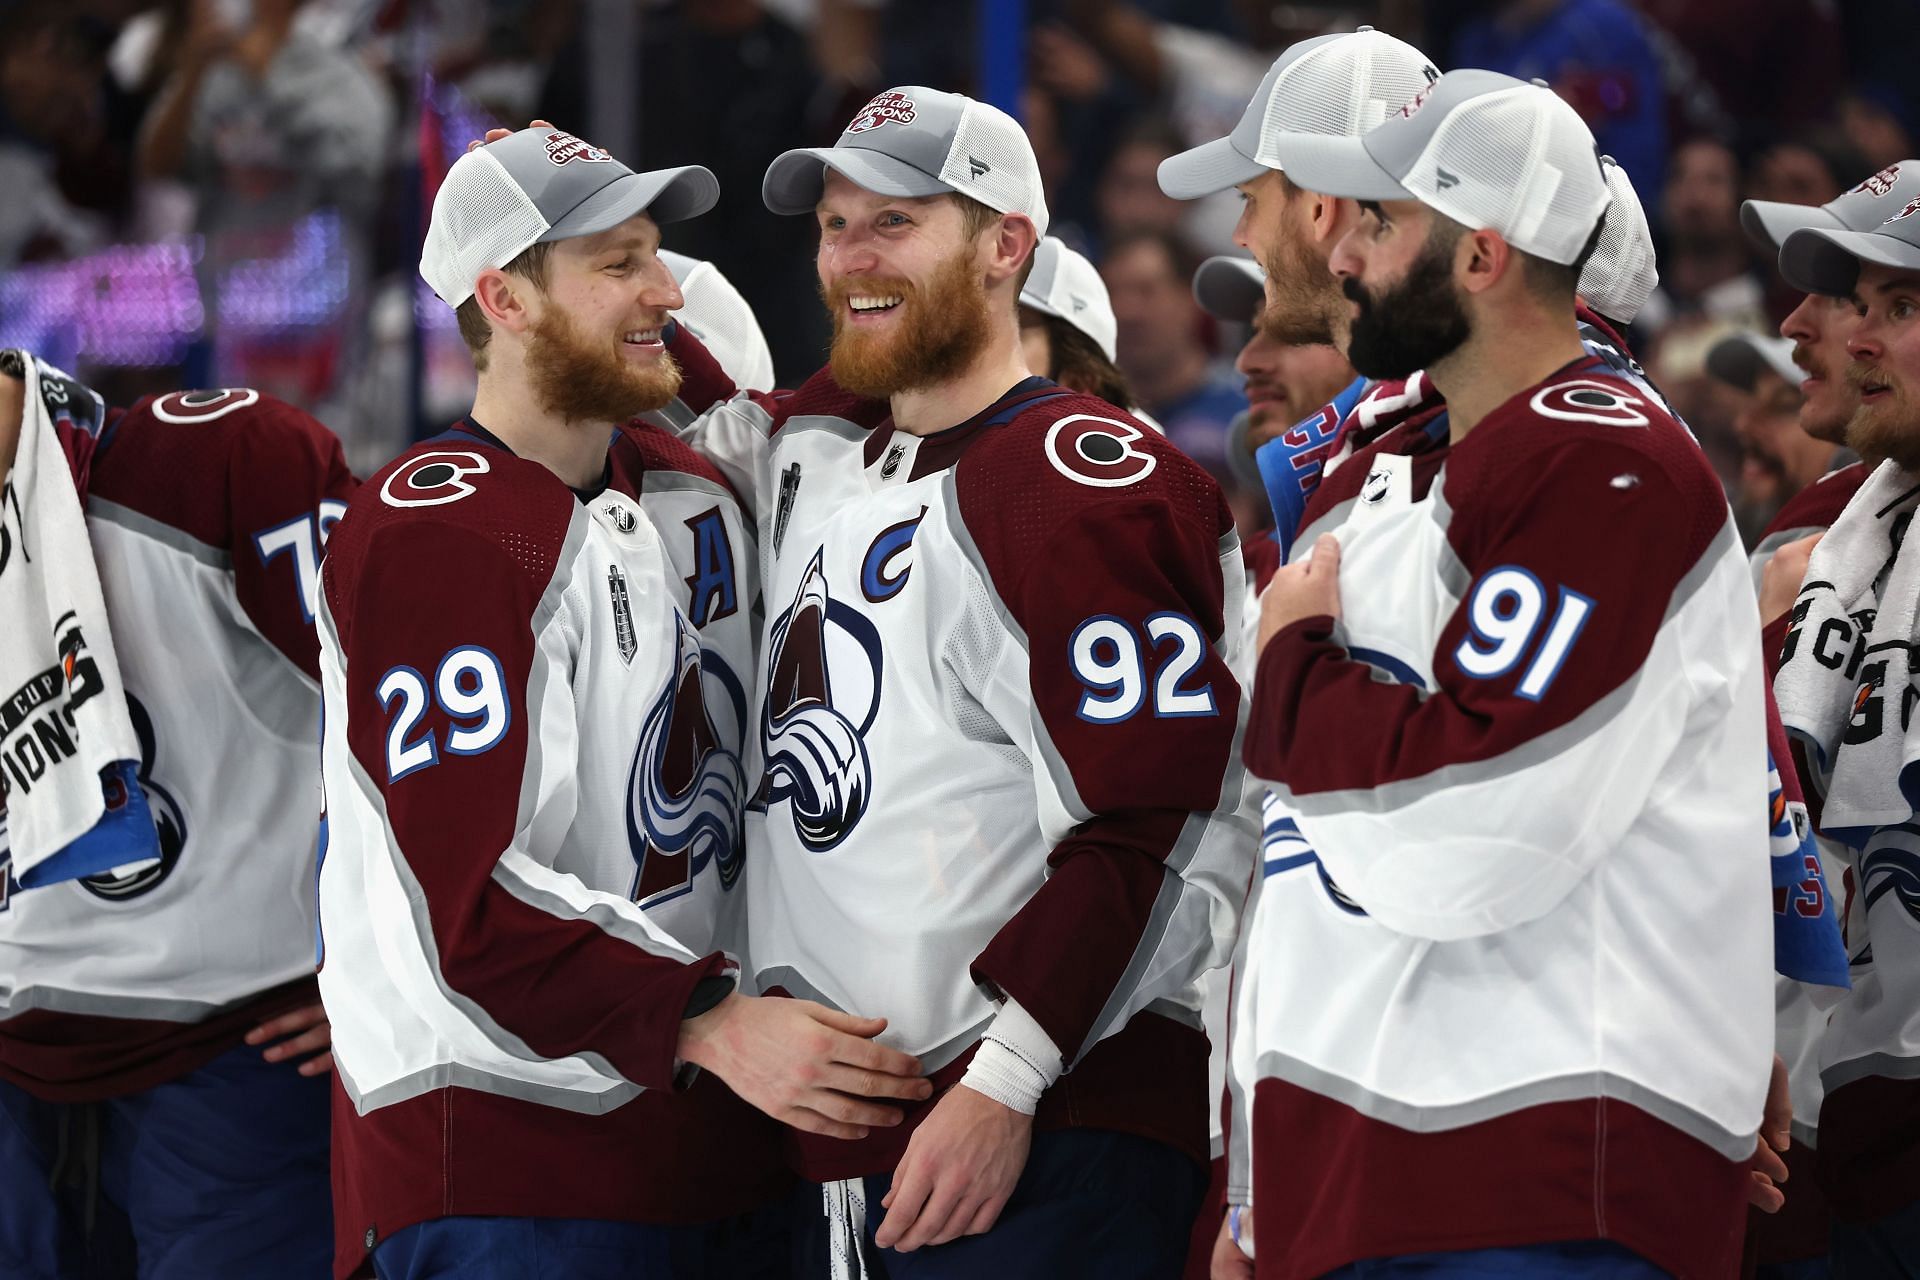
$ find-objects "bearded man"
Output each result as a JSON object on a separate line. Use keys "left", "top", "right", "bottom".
{"left": 652, "top": 86, "right": 1257, "bottom": 1278}
{"left": 313, "top": 129, "right": 931, "bottom": 1280}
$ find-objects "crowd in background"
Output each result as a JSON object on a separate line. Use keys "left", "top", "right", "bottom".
{"left": 1, "top": 0, "right": 1916, "bottom": 533}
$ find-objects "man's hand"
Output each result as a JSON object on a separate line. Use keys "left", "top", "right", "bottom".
{"left": 468, "top": 119, "right": 556, "bottom": 153}
{"left": 677, "top": 994, "right": 930, "bottom": 1140}
{"left": 1759, "top": 532, "right": 1821, "bottom": 625}
{"left": 1211, "top": 1207, "right": 1254, "bottom": 1279}
{"left": 244, "top": 1002, "right": 334, "bottom": 1076}
{"left": 1257, "top": 533, "right": 1343, "bottom": 655}
{"left": 1748, "top": 1052, "right": 1793, "bottom": 1213}
{"left": 874, "top": 1084, "right": 1032, "bottom": 1251}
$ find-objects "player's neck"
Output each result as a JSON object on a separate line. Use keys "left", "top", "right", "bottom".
{"left": 888, "top": 321, "right": 1034, "bottom": 437}
{"left": 1430, "top": 305, "right": 1587, "bottom": 443}
{"left": 469, "top": 372, "right": 611, "bottom": 490}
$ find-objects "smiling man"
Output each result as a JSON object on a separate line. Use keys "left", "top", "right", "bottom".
{"left": 315, "top": 128, "right": 929, "bottom": 1280}
{"left": 1231, "top": 71, "right": 1774, "bottom": 1278}
{"left": 660, "top": 85, "right": 1256, "bottom": 1278}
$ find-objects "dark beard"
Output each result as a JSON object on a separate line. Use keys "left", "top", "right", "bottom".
{"left": 824, "top": 248, "right": 991, "bottom": 398}
{"left": 1342, "top": 239, "right": 1471, "bottom": 380}
{"left": 526, "top": 306, "right": 682, "bottom": 423}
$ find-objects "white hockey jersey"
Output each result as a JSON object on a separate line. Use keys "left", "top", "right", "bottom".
{"left": 315, "top": 419, "right": 779, "bottom": 1275}
{"left": 659, "top": 336, "right": 1257, "bottom": 1182}
{"left": 1234, "top": 355, "right": 1774, "bottom": 1279}
{"left": 0, "top": 386, "right": 356, "bottom": 1101}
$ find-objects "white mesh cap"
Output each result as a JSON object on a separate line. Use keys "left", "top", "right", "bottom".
{"left": 763, "top": 87, "right": 1049, "bottom": 234}
{"left": 1780, "top": 197, "right": 1920, "bottom": 296}
{"left": 1282, "top": 70, "right": 1610, "bottom": 266}
{"left": 420, "top": 127, "right": 720, "bottom": 308}
{"left": 660, "top": 249, "right": 776, "bottom": 392}
{"left": 1578, "top": 155, "right": 1658, "bottom": 323}
{"left": 1743, "top": 159, "right": 1920, "bottom": 253}
{"left": 1019, "top": 237, "right": 1116, "bottom": 360}
{"left": 1157, "top": 26, "right": 1438, "bottom": 200}
{"left": 1191, "top": 255, "right": 1265, "bottom": 324}
{"left": 1705, "top": 331, "right": 1801, "bottom": 393}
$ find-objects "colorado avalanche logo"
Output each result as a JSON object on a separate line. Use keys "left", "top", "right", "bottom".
{"left": 81, "top": 693, "right": 185, "bottom": 901}
{"left": 626, "top": 615, "right": 746, "bottom": 908}
{"left": 1862, "top": 843, "right": 1920, "bottom": 924}
{"left": 543, "top": 131, "right": 612, "bottom": 166}
{"left": 845, "top": 91, "right": 916, "bottom": 134}
{"left": 1044, "top": 415, "right": 1157, "bottom": 489}
{"left": 761, "top": 551, "right": 881, "bottom": 852}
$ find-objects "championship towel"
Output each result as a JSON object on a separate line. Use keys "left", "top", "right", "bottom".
{"left": 1775, "top": 458, "right": 1920, "bottom": 846}
{"left": 0, "top": 353, "right": 158, "bottom": 889}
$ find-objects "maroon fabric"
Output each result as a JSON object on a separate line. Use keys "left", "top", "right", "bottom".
{"left": 1818, "top": 1073, "right": 1920, "bottom": 1224}
{"left": 1250, "top": 1078, "right": 1748, "bottom": 1280}
{"left": 1759, "top": 461, "right": 1868, "bottom": 546}
{"left": 1244, "top": 534, "right": 1281, "bottom": 593}
{"left": 0, "top": 976, "right": 316, "bottom": 1101}
{"left": 1182, "top": 1154, "right": 1228, "bottom": 1280}
{"left": 331, "top": 1067, "right": 792, "bottom": 1278}
{"left": 782, "top": 1006, "right": 1209, "bottom": 1185}
{"left": 91, "top": 393, "right": 358, "bottom": 679}
{"left": 1248, "top": 359, "right": 1729, "bottom": 799}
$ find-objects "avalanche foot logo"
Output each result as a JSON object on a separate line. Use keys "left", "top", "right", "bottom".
{"left": 1862, "top": 843, "right": 1920, "bottom": 924}
{"left": 761, "top": 550, "right": 881, "bottom": 852}
{"left": 81, "top": 693, "right": 185, "bottom": 901}
{"left": 627, "top": 615, "right": 746, "bottom": 909}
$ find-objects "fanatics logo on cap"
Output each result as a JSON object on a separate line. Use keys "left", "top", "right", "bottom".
{"left": 1854, "top": 165, "right": 1902, "bottom": 198}
{"left": 846, "top": 91, "right": 917, "bottom": 134}
{"left": 543, "top": 131, "right": 612, "bottom": 166}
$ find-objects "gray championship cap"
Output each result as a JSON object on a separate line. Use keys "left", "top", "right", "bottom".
{"left": 1019, "top": 237, "right": 1116, "bottom": 360}
{"left": 1705, "top": 331, "right": 1802, "bottom": 393}
{"left": 421, "top": 128, "right": 719, "bottom": 308}
{"left": 1158, "top": 27, "right": 1438, "bottom": 200}
{"left": 1743, "top": 160, "right": 1920, "bottom": 253}
{"left": 1578, "top": 155, "right": 1658, "bottom": 323}
{"left": 763, "top": 87, "right": 1049, "bottom": 234}
{"left": 1192, "top": 256, "right": 1266, "bottom": 324}
{"left": 1281, "top": 69, "right": 1610, "bottom": 267}
{"left": 1780, "top": 197, "right": 1920, "bottom": 296}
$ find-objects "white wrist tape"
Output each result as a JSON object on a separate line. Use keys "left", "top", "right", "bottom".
{"left": 958, "top": 997, "right": 1064, "bottom": 1117}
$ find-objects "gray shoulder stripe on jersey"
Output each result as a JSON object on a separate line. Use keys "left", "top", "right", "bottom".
{"left": 339, "top": 1057, "right": 644, "bottom": 1118}
{"left": 0, "top": 981, "right": 302, "bottom": 1022}
{"left": 782, "top": 413, "right": 871, "bottom": 444}
{"left": 87, "top": 498, "right": 231, "bottom": 569}
{"left": 755, "top": 964, "right": 995, "bottom": 1074}
{"left": 645, "top": 397, "right": 696, "bottom": 432}
{"left": 1253, "top": 1048, "right": 1755, "bottom": 1161}
{"left": 1821, "top": 1050, "right": 1920, "bottom": 1096}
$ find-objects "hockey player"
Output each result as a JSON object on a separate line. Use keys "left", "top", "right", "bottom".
{"left": 1235, "top": 71, "right": 1775, "bottom": 1276}
{"left": 0, "top": 355, "right": 355, "bottom": 1278}
{"left": 316, "top": 129, "right": 928, "bottom": 1280}
{"left": 1015, "top": 236, "right": 1137, "bottom": 414}
{"left": 1774, "top": 206, "right": 1920, "bottom": 1274}
{"left": 655, "top": 86, "right": 1256, "bottom": 1276}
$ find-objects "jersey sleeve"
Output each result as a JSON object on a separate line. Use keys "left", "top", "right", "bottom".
{"left": 329, "top": 516, "right": 731, "bottom": 1091}
{"left": 649, "top": 322, "right": 784, "bottom": 519}
{"left": 1246, "top": 436, "right": 1746, "bottom": 942}
{"left": 963, "top": 449, "right": 1258, "bottom": 1066}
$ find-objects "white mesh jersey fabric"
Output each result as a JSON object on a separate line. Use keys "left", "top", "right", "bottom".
{"left": 1579, "top": 160, "right": 1659, "bottom": 322}
{"left": 941, "top": 100, "right": 1051, "bottom": 235}
{"left": 665, "top": 253, "right": 777, "bottom": 393}
{"left": 422, "top": 149, "right": 551, "bottom": 306}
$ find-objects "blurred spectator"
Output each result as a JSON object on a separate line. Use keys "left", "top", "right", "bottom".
{"left": 0, "top": 2, "right": 127, "bottom": 265}
{"left": 1750, "top": 131, "right": 1868, "bottom": 213}
{"left": 1638, "top": 136, "right": 1765, "bottom": 332}
{"left": 1630, "top": 0, "right": 1844, "bottom": 145}
{"left": 1839, "top": 82, "right": 1918, "bottom": 172}
{"left": 1095, "top": 119, "right": 1190, "bottom": 245}
{"left": 539, "top": 1, "right": 829, "bottom": 384}
{"left": 1101, "top": 229, "right": 1244, "bottom": 475}
{"left": 1706, "top": 331, "right": 1844, "bottom": 542}
{"left": 1451, "top": 0, "right": 1667, "bottom": 211}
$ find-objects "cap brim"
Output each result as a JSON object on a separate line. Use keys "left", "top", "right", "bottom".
{"left": 1741, "top": 199, "right": 1843, "bottom": 255}
{"left": 1780, "top": 225, "right": 1920, "bottom": 296}
{"left": 540, "top": 165, "right": 720, "bottom": 242}
{"left": 763, "top": 146, "right": 950, "bottom": 214}
{"left": 1192, "top": 256, "right": 1265, "bottom": 323}
{"left": 1705, "top": 334, "right": 1799, "bottom": 392}
{"left": 1275, "top": 133, "right": 1413, "bottom": 203}
{"left": 1158, "top": 136, "right": 1268, "bottom": 200}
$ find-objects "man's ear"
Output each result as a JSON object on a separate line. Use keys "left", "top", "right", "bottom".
{"left": 989, "top": 213, "right": 1041, "bottom": 288}
{"left": 1457, "top": 228, "right": 1513, "bottom": 297}
{"left": 475, "top": 268, "right": 535, "bottom": 337}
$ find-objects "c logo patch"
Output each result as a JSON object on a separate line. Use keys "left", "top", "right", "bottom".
{"left": 151, "top": 389, "right": 260, "bottom": 423}
{"left": 380, "top": 451, "right": 491, "bottom": 508}
{"left": 1044, "top": 414, "right": 1157, "bottom": 489}
{"left": 1529, "top": 379, "right": 1649, "bottom": 427}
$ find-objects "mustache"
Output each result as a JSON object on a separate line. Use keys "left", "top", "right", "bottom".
{"left": 1846, "top": 360, "right": 1893, "bottom": 392}
{"left": 1340, "top": 277, "right": 1371, "bottom": 311}
{"left": 1792, "top": 344, "right": 1826, "bottom": 379}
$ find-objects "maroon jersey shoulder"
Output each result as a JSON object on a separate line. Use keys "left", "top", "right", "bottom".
{"left": 611, "top": 421, "right": 742, "bottom": 502}
{"left": 780, "top": 365, "right": 892, "bottom": 430}
{"left": 1762, "top": 460, "right": 1869, "bottom": 542}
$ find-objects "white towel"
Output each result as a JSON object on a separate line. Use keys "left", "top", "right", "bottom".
{"left": 0, "top": 353, "right": 157, "bottom": 888}
{"left": 1775, "top": 458, "right": 1920, "bottom": 841}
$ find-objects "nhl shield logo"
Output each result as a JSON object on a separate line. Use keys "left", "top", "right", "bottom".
{"left": 608, "top": 565, "right": 637, "bottom": 664}
{"left": 880, "top": 443, "right": 906, "bottom": 481}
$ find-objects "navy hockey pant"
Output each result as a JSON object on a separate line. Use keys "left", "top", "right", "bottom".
{"left": 371, "top": 1206, "right": 790, "bottom": 1280}
{"left": 791, "top": 1127, "right": 1207, "bottom": 1279}
{"left": 1322, "top": 1241, "right": 1671, "bottom": 1278}
{"left": 0, "top": 1039, "right": 331, "bottom": 1279}
{"left": 1832, "top": 1196, "right": 1920, "bottom": 1278}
